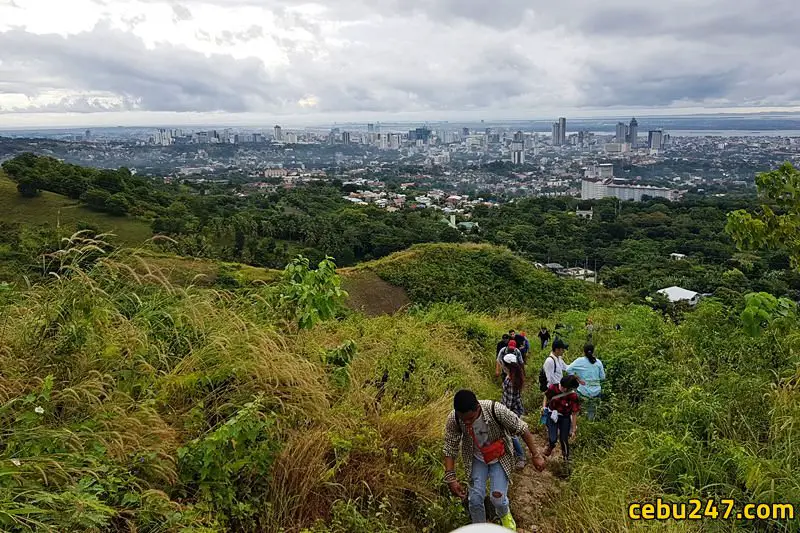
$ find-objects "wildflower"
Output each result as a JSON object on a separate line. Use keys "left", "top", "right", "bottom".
{"left": 34, "top": 406, "right": 44, "bottom": 415}
{"left": 11, "top": 459, "right": 21, "bottom": 467}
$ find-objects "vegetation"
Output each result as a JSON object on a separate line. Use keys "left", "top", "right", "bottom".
{"left": 3, "top": 156, "right": 800, "bottom": 532}
{"left": 362, "top": 243, "right": 610, "bottom": 314}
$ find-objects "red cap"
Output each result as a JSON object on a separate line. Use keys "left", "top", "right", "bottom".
{"left": 507, "top": 340, "right": 517, "bottom": 349}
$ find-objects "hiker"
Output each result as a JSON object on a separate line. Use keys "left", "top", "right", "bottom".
{"left": 496, "top": 334, "right": 510, "bottom": 360}
{"left": 566, "top": 344, "right": 606, "bottom": 421}
{"left": 537, "top": 326, "right": 550, "bottom": 350}
{"left": 515, "top": 332, "right": 530, "bottom": 360}
{"left": 496, "top": 340, "right": 523, "bottom": 381}
{"left": 540, "top": 338, "right": 568, "bottom": 391}
{"left": 542, "top": 375, "right": 581, "bottom": 462}
{"left": 443, "top": 390, "right": 545, "bottom": 530}
{"left": 500, "top": 353, "right": 527, "bottom": 469}
{"left": 586, "top": 318, "right": 594, "bottom": 342}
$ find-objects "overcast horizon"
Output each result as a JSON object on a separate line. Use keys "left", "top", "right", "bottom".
{"left": 1, "top": 0, "right": 799, "bottom": 128}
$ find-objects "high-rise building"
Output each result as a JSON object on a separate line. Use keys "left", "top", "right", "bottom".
{"left": 513, "top": 130, "right": 524, "bottom": 143}
{"left": 648, "top": 130, "right": 664, "bottom": 150}
{"left": 559, "top": 117, "right": 567, "bottom": 146}
{"left": 273, "top": 125, "right": 283, "bottom": 141}
{"left": 616, "top": 122, "right": 627, "bottom": 143}
{"left": 629, "top": 118, "right": 639, "bottom": 147}
{"left": 510, "top": 140, "right": 525, "bottom": 165}
{"left": 84, "top": 130, "right": 92, "bottom": 141}
{"left": 462, "top": 127, "right": 470, "bottom": 137}
{"left": 342, "top": 131, "right": 351, "bottom": 144}
{"left": 367, "top": 123, "right": 375, "bottom": 133}
{"left": 552, "top": 122, "right": 561, "bottom": 146}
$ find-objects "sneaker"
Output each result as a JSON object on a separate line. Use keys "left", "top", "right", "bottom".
{"left": 515, "top": 458, "right": 526, "bottom": 470}
{"left": 500, "top": 512, "right": 517, "bottom": 531}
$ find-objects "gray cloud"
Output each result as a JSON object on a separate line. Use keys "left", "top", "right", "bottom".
{"left": 171, "top": 3, "right": 192, "bottom": 22}
{"left": 0, "top": 22, "right": 289, "bottom": 113}
{"left": 1, "top": 0, "right": 800, "bottom": 117}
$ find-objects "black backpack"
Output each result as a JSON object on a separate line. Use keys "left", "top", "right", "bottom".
{"left": 539, "top": 355, "right": 556, "bottom": 392}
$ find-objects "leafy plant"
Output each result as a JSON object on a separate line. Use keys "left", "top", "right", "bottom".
{"left": 278, "top": 255, "right": 348, "bottom": 329}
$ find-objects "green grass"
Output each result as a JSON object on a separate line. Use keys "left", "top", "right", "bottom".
{"left": 0, "top": 172, "right": 152, "bottom": 246}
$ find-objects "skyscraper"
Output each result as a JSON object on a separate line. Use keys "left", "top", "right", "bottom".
{"left": 552, "top": 122, "right": 561, "bottom": 146}
{"left": 648, "top": 130, "right": 664, "bottom": 150}
{"left": 273, "top": 125, "right": 283, "bottom": 141}
{"left": 558, "top": 117, "right": 566, "bottom": 146}
{"left": 511, "top": 143, "right": 525, "bottom": 165}
{"left": 615, "top": 122, "right": 627, "bottom": 143}
{"left": 367, "top": 123, "right": 375, "bottom": 133}
{"left": 513, "top": 130, "right": 524, "bottom": 143}
{"left": 462, "top": 127, "right": 470, "bottom": 137}
{"left": 629, "top": 118, "right": 638, "bottom": 147}
{"left": 342, "top": 131, "right": 351, "bottom": 144}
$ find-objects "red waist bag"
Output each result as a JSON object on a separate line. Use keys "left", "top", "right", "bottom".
{"left": 467, "top": 402, "right": 506, "bottom": 463}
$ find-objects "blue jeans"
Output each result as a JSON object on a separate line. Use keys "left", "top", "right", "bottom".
{"left": 580, "top": 394, "right": 600, "bottom": 421}
{"left": 468, "top": 458, "right": 510, "bottom": 523}
{"left": 546, "top": 414, "right": 572, "bottom": 461}
{"left": 512, "top": 437, "right": 524, "bottom": 459}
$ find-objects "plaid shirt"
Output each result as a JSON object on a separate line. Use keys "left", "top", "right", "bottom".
{"left": 443, "top": 400, "right": 529, "bottom": 482}
{"left": 501, "top": 376, "right": 524, "bottom": 416}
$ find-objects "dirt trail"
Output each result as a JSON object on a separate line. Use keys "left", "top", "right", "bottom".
{"left": 509, "top": 428, "right": 566, "bottom": 533}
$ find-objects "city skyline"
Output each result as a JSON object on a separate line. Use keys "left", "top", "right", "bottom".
{"left": 1, "top": 0, "right": 799, "bottom": 127}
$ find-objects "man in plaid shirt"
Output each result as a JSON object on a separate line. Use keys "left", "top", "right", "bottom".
{"left": 443, "top": 390, "right": 545, "bottom": 530}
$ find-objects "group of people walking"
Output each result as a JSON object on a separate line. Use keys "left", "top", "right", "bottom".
{"left": 443, "top": 324, "right": 606, "bottom": 530}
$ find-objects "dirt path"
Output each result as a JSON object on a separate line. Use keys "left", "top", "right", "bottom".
{"left": 509, "top": 427, "right": 565, "bottom": 533}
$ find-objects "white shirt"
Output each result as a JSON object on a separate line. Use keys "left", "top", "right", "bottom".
{"left": 543, "top": 353, "right": 567, "bottom": 387}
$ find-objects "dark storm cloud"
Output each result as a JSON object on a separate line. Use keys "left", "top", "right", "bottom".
{"left": 0, "top": 23, "right": 289, "bottom": 113}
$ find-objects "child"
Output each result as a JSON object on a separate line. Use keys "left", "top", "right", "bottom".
{"left": 542, "top": 375, "right": 581, "bottom": 462}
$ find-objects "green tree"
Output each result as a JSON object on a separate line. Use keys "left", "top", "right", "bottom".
{"left": 726, "top": 162, "right": 800, "bottom": 268}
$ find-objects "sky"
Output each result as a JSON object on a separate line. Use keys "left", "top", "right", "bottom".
{"left": 1, "top": 0, "right": 799, "bottom": 127}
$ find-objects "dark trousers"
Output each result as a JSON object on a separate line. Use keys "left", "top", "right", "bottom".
{"left": 546, "top": 414, "right": 572, "bottom": 461}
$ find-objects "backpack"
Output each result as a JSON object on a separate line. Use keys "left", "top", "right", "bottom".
{"left": 539, "top": 355, "right": 556, "bottom": 392}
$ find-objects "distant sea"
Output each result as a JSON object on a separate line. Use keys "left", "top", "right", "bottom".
{"left": 659, "top": 130, "right": 800, "bottom": 137}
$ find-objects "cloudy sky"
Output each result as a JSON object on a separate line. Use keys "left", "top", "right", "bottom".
{"left": 1, "top": 0, "right": 799, "bottom": 127}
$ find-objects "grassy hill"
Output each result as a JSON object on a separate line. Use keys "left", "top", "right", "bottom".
{"left": 0, "top": 171, "right": 152, "bottom": 246}
{"left": 356, "top": 243, "right": 618, "bottom": 314}
{"left": 0, "top": 239, "right": 798, "bottom": 532}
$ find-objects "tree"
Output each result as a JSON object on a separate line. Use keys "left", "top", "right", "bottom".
{"left": 81, "top": 188, "right": 111, "bottom": 212}
{"left": 105, "top": 193, "right": 131, "bottom": 216}
{"left": 726, "top": 162, "right": 800, "bottom": 269}
{"left": 16, "top": 176, "right": 41, "bottom": 198}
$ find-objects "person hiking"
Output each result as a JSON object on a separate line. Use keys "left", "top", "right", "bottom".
{"left": 566, "top": 344, "right": 606, "bottom": 421}
{"left": 496, "top": 340, "right": 523, "bottom": 381}
{"left": 515, "top": 332, "right": 530, "bottom": 360}
{"left": 443, "top": 390, "right": 545, "bottom": 530}
{"left": 496, "top": 334, "right": 510, "bottom": 360}
{"left": 500, "top": 353, "right": 527, "bottom": 469}
{"left": 540, "top": 338, "right": 568, "bottom": 390}
{"left": 542, "top": 375, "right": 581, "bottom": 462}
{"left": 537, "top": 326, "right": 551, "bottom": 350}
{"left": 585, "top": 318, "right": 594, "bottom": 343}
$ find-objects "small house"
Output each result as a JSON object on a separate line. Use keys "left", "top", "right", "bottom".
{"left": 657, "top": 286, "right": 700, "bottom": 306}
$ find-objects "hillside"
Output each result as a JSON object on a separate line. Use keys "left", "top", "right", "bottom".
{"left": 356, "top": 243, "right": 618, "bottom": 314}
{"left": 0, "top": 172, "right": 152, "bottom": 246}
{"left": 0, "top": 236, "right": 798, "bottom": 532}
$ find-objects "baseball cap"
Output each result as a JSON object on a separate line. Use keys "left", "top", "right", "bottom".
{"left": 507, "top": 340, "right": 517, "bottom": 349}
{"left": 552, "top": 338, "right": 569, "bottom": 350}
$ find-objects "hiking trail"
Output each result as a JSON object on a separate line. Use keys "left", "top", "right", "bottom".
{"left": 509, "top": 425, "right": 565, "bottom": 533}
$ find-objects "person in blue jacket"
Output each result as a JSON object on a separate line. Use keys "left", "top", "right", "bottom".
{"left": 566, "top": 344, "right": 606, "bottom": 421}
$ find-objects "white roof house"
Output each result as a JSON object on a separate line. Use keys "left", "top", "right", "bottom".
{"left": 670, "top": 253, "right": 687, "bottom": 261}
{"left": 658, "top": 286, "right": 700, "bottom": 305}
